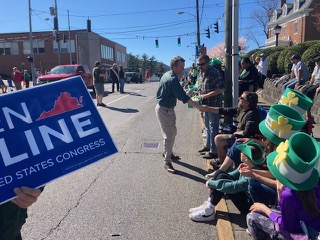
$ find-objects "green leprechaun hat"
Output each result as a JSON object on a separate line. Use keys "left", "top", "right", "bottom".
{"left": 236, "top": 140, "right": 264, "bottom": 165}
{"left": 279, "top": 88, "right": 313, "bottom": 115}
{"left": 267, "top": 132, "right": 320, "bottom": 191}
{"left": 259, "top": 104, "right": 306, "bottom": 145}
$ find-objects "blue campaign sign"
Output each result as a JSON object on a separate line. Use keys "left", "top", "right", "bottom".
{"left": 0, "top": 76, "right": 118, "bottom": 204}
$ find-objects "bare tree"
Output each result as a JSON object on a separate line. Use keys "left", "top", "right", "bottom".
{"left": 311, "top": 2, "right": 320, "bottom": 32}
{"left": 247, "top": 0, "right": 279, "bottom": 47}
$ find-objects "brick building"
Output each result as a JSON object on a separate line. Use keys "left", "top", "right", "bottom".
{"left": 265, "top": 0, "right": 320, "bottom": 47}
{"left": 0, "top": 30, "right": 127, "bottom": 76}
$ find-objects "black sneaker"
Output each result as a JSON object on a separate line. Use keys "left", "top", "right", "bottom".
{"left": 198, "top": 147, "right": 209, "bottom": 154}
{"left": 97, "top": 103, "right": 107, "bottom": 107}
{"left": 209, "top": 159, "right": 222, "bottom": 170}
{"left": 202, "top": 152, "right": 218, "bottom": 159}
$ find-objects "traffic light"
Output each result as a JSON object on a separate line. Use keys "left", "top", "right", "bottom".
{"left": 63, "top": 34, "right": 67, "bottom": 43}
{"left": 205, "top": 28, "right": 210, "bottom": 38}
{"left": 155, "top": 39, "right": 159, "bottom": 48}
{"left": 214, "top": 22, "right": 219, "bottom": 33}
{"left": 27, "top": 56, "right": 33, "bottom": 63}
{"left": 177, "top": 37, "right": 181, "bottom": 47}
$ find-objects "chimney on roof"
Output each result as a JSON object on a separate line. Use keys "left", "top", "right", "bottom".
{"left": 280, "top": 0, "right": 286, "bottom": 7}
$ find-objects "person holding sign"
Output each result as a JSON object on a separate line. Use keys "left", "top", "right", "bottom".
{"left": 0, "top": 187, "right": 42, "bottom": 240}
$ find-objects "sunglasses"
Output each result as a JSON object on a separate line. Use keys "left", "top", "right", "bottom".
{"left": 239, "top": 96, "right": 247, "bottom": 101}
{"left": 197, "top": 62, "right": 208, "bottom": 66}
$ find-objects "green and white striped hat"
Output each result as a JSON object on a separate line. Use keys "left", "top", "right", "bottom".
{"left": 279, "top": 88, "right": 313, "bottom": 115}
{"left": 259, "top": 104, "right": 306, "bottom": 145}
{"left": 267, "top": 132, "right": 320, "bottom": 191}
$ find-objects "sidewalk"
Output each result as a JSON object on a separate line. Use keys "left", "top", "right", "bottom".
{"left": 210, "top": 93, "right": 320, "bottom": 240}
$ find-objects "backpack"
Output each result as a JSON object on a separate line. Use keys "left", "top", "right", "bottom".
{"left": 257, "top": 106, "right": 268, "bottom": 122}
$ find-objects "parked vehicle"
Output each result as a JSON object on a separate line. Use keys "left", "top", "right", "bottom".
{"left": 125, "top": 67, "right": 143, "bottom": 83}
{"left": 37, "top": 64, "right": 93, "bottom": 90}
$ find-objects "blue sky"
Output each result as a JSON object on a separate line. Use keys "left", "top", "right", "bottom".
{"left": 0, "top": 0, "right": 266, "bottom": 68}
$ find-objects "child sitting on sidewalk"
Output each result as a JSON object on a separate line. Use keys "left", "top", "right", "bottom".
{"left": 246, "top": 132, "right": 320, "bottom": 239}
{"left": 189, "top": 140, "right": 264, "bottom": 222}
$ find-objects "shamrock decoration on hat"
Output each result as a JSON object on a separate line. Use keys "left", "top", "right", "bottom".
{"left": 267, "top": 132, "right": 320, "bottom": 191}
{"left": 259, "top": 104, "right": 306, "bottom": 145}
{"left": 279, "top": 88, "right": 313, "bottom": 115}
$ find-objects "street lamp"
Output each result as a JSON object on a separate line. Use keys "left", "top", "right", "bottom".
{"left": 186, "top": 43, "right": 197, "bottom": 65}
{"left": 274, "top": 25, "right": 282, "bottom": 47}
{"left": 177, "top": 0, "right": 200, "bottom": 48}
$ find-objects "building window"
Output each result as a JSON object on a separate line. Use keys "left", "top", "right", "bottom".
{"left": 116, "top": 51, "right": 126, "bottom": 63}
{"left": 23, "top": 40, "right": 45, "bottom": 54}
{"left": 283, "top": 5, "right": 287, "bottom": 16}
{"left": 273, "top": 11, "right": 277, "bottom": 22}
{"left": 53, "top": 40, "right": 75, "bottom": 54}
{"left": 294, "top": 0, "right": 299, "bottom": 11}
{"left": 121, "top": 53, "right": 126, "bottom": 63}
{"left": 294, "top": 21, "right": 298, "bottom": 34}
{"left": 283, "top": 27, "right": 286, "bottom": 37}
{"left": 101, "top": 44, "right": 114, "bottom": 60}
{"left": 0, "top": 42, "right": 19, "bottom": 55}
{"left": 117, "top": 51, "right": 121, "bottom": 62}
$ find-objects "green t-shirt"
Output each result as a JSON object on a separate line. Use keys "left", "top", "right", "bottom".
{"left": 0, "top": 202, "right": 27, "bottom": 240}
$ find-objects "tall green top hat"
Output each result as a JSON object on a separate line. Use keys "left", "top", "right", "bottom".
{"left": 259, "top": 104, "right": 306, "bottom": 145}
{"left": 267, "top": 132, "right": 320, "bottom": 191}
{"left": 279, "top": 88, "right": 313, "bottom": 115}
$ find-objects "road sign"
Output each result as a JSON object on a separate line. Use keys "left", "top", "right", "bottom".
{"left": 0, "top": 76, "right": 118, "bottom": 204}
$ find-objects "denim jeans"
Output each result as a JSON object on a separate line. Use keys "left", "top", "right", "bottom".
{"left": 281, "top": 78, "right": 306, "bottom": 93}
{"left": 119, "top": 78, "right": 125, "bottom": 93}
{"left": 204, "top": 111, "right": 220, "bottom": 154}
{"left": 248, "top": 178, "right": 277, "bottom": 206}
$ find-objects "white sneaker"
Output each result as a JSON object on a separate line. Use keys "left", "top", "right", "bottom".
{"left": 189, "top": 201, "right": 209, "bottom": 213}
{"left": 189, "top": 205, "right": 215, "bottom": 222}
{"left": 205, "top": 171, "right": 216, "bottom": 179}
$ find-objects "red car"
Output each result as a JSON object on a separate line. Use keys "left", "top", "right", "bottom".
{"left": 37, "top": 64, "right": 93, "bottom": 90}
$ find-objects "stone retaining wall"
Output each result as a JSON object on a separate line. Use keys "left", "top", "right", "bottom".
{"left": 262, "top": 77, "right": 320, "bottom": 123}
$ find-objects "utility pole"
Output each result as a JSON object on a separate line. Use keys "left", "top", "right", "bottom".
{"left": 232, "top": 0, "right": 239, "bottom": 107}
{"left": 196, "top": 0, "right": 201, "bottom": 48}
{"left": 54, "top": 0, "right": 61, "bottom": 65}
{"left": 28, "top": 0, "right": 36, "bottom": 86}
{"left": 67, "top": 10, "right": 72, "bottom": 64}
{"left": 224, "top": 0, "right": 233, "bottom": 112}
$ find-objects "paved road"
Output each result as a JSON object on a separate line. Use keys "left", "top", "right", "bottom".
{"left": 22, "top": 82, "right": 217, "bottom": 240}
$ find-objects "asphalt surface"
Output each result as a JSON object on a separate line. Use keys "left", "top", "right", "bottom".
{"left": 21, "top": 82, "right": 218, "bottom": 240}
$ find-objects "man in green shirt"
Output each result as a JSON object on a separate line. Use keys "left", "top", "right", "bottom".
{"left": 155, "top": 56, "right": 205, "bottom": 174}
{"left": 0, "top": 187, "right": 42, "bottom": 240}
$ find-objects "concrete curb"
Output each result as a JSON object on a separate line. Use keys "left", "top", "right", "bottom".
{"left": 215, "top": 199, "right": 235, "bottom": 240}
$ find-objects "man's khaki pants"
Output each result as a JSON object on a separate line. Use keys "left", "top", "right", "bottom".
{"left": 155, "top": 104, "right": 177, "bottom": 164}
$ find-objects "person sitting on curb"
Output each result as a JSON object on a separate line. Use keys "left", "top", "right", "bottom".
{"left": 238, "top": 57, "right": 259, "bottom": 96}
{"left": 203, "top": 91, "right": 261, "bottom": 169}
{"left": 282, "top": 54, "right": 309, "bottom": 93}
{"left": 238, "top": 102, "right": 308, "bottom": 206}
{"left": 189, "top": 141, "right": 264, "bottom": 222}
{"left": 246, "top": 132, "right": 320, "bottom": 239}
{"left": 301, "top": 55, "right": 320, "bottom": 120}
